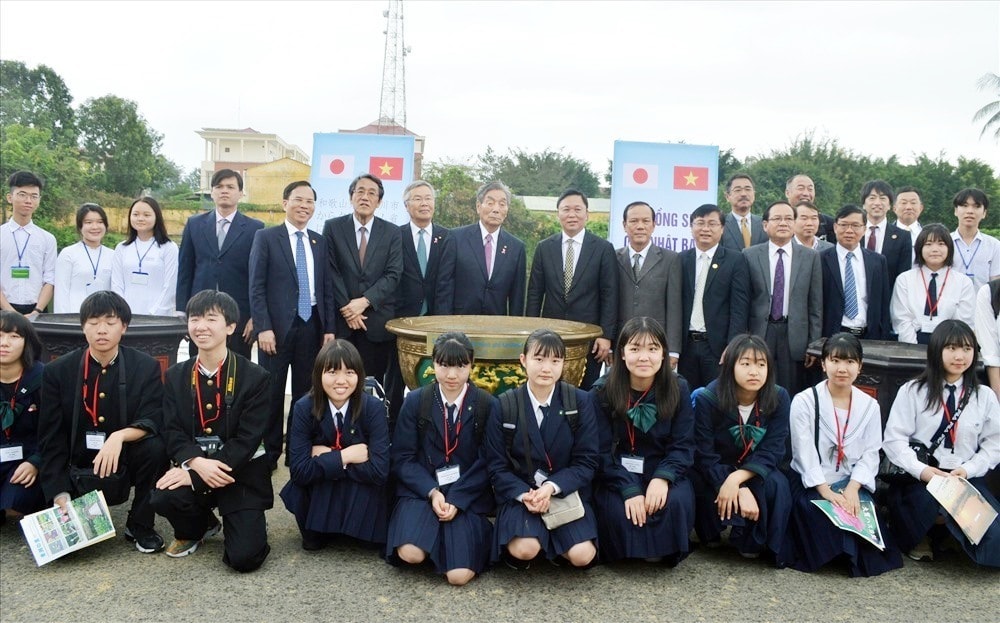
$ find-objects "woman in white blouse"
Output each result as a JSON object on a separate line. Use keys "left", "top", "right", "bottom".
{"left": 110, "top": 197, "right": 178, "bottom": 316}
{"left": 53, "top": 204, "right": 114, "bottom": 313}
{"left": 974, "top": 282, "right": 1000, "bottom": 399}
{"left": 883, "top": 320, "right": 1000, "bottom": 566}
{"left": 890, "top": 223, "right": 976, "bottom": 344}
{"left": 785, "top": 333, "right": 902, "bottom": 577}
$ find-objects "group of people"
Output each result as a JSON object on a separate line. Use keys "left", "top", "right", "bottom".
{"left": 1, "top": 166, "right": 999, "bottom": 583}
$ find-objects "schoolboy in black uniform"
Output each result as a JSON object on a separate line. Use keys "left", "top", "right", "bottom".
{"left": 151, "top": 290, "right": 272, "bottom": 572}
{"left": 39, "top": 291, "right": 168, "bottom": 553}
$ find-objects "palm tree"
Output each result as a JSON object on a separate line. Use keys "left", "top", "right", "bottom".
{"left": 973, "top": 72, "right": 1000, "bottom": 141}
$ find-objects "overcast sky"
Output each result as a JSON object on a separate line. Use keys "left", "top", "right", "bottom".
{"left": 2, "top": 1, "right": 998, "bottom": 180}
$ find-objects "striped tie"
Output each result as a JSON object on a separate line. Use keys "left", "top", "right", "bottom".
{"left": 295, "top": 231, "right": 311, "bottom": 321}
{"left": 844, "top": 251, "right": 859, "bottom": 319}
{"left": 564, "top": 239, "right": 575, "bottom": 295}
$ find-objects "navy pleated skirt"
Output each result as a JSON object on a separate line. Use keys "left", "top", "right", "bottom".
{"left": 0, "top": 462, "right": 45, "bottom": 515}
{"left": 280, "top": 477, "right": 388, "bottom": 544}
{"left": 491, "top": 499, "right": 598, "bottom": 561}
{"left": 386, "top": 497, "right": 493, "bottom": 574}
{"left": 594, "top": 478, "right": 694, "bottom": 562}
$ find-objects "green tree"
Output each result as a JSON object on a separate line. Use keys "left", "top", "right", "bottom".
{"left": 477, "top": 147, "right": 601, "bottom": 198}
{"left": 973, "top": 72, "right": 1000, "bottom": 141}
{"left": 0, "top": 60, "right": 78, "bottom": 148}
{"left": 0, "top": 124, "right": 86, "bottom": 220}
{"left": 77, "top": 95, "right": 167, "bottom": 196}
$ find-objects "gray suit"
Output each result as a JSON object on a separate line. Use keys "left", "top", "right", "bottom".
{"left": 721, "top": 212, "right": 767, "bottom": 251}
{"left": 793, "top": 237, "right": 834, "bottom": 252}
{"left": 616, "top": 245, "right": 683, "bottom": 355}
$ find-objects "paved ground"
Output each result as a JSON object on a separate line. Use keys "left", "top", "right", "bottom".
{"left": 2, "top": 461, "right": 997, "bottom": 623}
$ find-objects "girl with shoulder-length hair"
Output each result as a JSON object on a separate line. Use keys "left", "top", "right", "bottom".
{"left": 53, "top": 203, "right": 114, "bottom": 313}
{"left": 590, "top": 316, "right": 695, "bottom": 566}
{"left": 692, "top": 334, "right": 792, "bottom": 565}
{"left": 110, "top": 197, "right": 178, "bottom": 315}
{"left": 280, "top": 339, "right": 390, "bottom": 550}
{"left": 883, "top": 320, "right": 1000, "bottom": 566}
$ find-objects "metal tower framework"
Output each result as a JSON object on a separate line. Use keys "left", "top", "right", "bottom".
{"left": 377, "top": 0, "right": 409, "bottom": 134}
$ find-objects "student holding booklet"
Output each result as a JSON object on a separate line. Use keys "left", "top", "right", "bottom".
{"left": 883, "top": 320, "right": 1000, "bottom": 566}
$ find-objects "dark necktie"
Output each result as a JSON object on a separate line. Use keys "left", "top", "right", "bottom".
{"left": 867, "top": 226, "right": 877, "bottom": 251}
{"left": 632, "top": 253, "right": 641, "bottom": 280}
{"left": 770, "top": 248, "right": 785, "bottom": 320}
{"left": 539, "top": 404, "right": 550, "bottom": 428}
{"left": 446, "top": 403, "right": 457, "bottom": 427}
{"left": 944, "top": 384, "right": 956, "bottom": 449}
{"left": 924, "top": 272, "right": 938, "bottom": 317}
{"left": 335, "top": 411, "right": 344, "bottom": 432}
{"left": 358, "top": 226, "right": 368, "bottom": 267}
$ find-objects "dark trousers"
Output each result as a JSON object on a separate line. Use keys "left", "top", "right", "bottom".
{"left": 71, "top": 434, "right": 167, "bottom": 529}
{"left": 764, "top": 321, "right": 804, "bottom": 395}
{"left": 150, "top": 486, "right": 270, "bottom": 573}
{"left": 9, "top": 302, "right": 37, "bottom": 315}
{"left": 258, "top": 313, "right": 321, "bottom": 464}
{"left": 677, "top": 337, "right": 721, "bottom": 391}
{"left": 580, "top": 348, "right": 604, "bottom": 390}
{"left": 347, "top": 330, "right": 392, "bottom": 387}
{"left": 384, "top": 344, "right": 405, "bottom": 434}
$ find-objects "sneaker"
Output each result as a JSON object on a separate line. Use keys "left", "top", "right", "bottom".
{"left": 502, "top": 551, "right": 532, "bottom": 570}
{"left": 202, "top": 517, "right": 222, "bottom": 540}
{"left": 165, "top": 538, "right": 201, "bottom": 558}
{"left": 124, "top": 524, "right": 165, "bottom": 554}
{"left": 907, "top": 537, "right": 934, "bottom": 562}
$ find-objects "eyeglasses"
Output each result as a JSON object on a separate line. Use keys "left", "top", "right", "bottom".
{"left": 836, "top": 222, "right": 866, "bottom": 231}
{"left": 766, "top": 217, "right": 795, "bottom": 223}
{"left": 14, "top": 192, "right": 40, "bottom": 201}
{"left": 353, "top": 188, "right": 380, "bottom": 198}
{"left": 692, "top": 220, "right": 721, "bottom": 229}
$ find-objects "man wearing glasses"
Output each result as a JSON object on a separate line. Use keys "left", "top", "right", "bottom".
{"left": 1, "top": 171, "right": 56, "bottom": 317}
{"left": 720, "top": 173, "right": 766, "bottom": 251}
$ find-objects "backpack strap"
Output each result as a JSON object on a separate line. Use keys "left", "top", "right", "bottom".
{"left": 558, "top": 381, "right": 579, "bottom": 433}
{"left": 990, "top": 279, "right": 1000, "bottom": 318}
{"left": 811, "top": 385, "right": 820, "bottom": 457}
{"left": 499, "top": 388, "right": 533, "bottom": 475}
{"left": 469, "top": 386, "right": 492, "bottom": 444}
{"left": 417, "top": 382, "right": 437, "bottom": 446}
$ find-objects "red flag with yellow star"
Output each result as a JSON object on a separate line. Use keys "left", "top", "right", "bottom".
{"left": 673, "top": 166, "right": 709, "bottom": 191}
{"left": 369, "top": 156, "right": 404, "bottom": 181}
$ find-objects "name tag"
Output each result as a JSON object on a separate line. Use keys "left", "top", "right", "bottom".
{"left": 0, "top": 444, "right": 24, "bottom": 462}
{"left": 436, "top": 464, "right": 461, "bottom": 486}
{"left": 85, "top": 431, "right": 106, "bottom": 450}
{"left": 621, "top": 454, "right": 645, "bottom": 474}
{"left": 533, "top": 469, "right": 549, "bottom": 488}
{"left": 130, "top": 271, "right": 149, "bottom": 285}
{"left": 195, "top": 435, "right": 223, "bottom": 455}
{"left": 10, "top": 266, "right": 29, "bottom": 279}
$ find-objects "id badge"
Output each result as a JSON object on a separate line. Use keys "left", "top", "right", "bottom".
{"left": 436, "top": 464, "right": 461, "bottom": 486}
{"left": 130, "top": 271, "right": 149, "bottom": 285}
{"left": 10, "top": 266, "right": 29, "bottom": 279}
{"left": 621, "top": 454, "right": 645, "bottom": 474}
{"left": 0, "top": 444, "right": 24, "bottom": 462}
{"left": 195, "top": 435, "right": 223, "bottom": 455}
{"left": 533, "top": 469, "right": 549, "bottom": 488}
{"left": 85, "top": 431, "right": 106, "bottom": 450}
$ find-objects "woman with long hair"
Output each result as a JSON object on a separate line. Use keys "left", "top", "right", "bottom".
{"left": 110, "top": 197, "right": 178, "bottom": 315}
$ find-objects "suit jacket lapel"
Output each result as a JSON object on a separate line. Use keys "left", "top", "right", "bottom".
{"left": 617, "top": 248, "right": 636, "bottom": 284}
{"left": 278, "top": 228, "right": 297, "bottom": 280}
{"left": 467, "top": 227, "right": 489, "bottom": 280}
{"left": 308, "top": 230, "right": 323, "bottom": 281}
{"left": 704, "top": 247, "right": 722, "bottom": 291}
{"left": 756, "top": 248, "right": 771, "bottom": 294}
{"left": 340, "top": 217, "right": 363, "bottom": 272}
{"left": 823, "top": 250, "right": 844, "bottom": 295}
{"left": 863, "top": 251, "right": 878, "bottom": 299}
{"left": 203, "top": 212, "right": 220, "bottom": 254}
{"left": 640, "top": 246, "right": 662, "bottom": 281}
{"left": 219, "top": 212, "right": 241, "bottom": 256}
{"left": 569, "top": 235, "right": 596, "bottom": 291}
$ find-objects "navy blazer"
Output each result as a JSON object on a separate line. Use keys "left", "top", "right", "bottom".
{"left": 720, "top": 212, "right": 767, "bottom": 251}
{"left": 248, "top": 224, "right": 336, "bottom": 341}
{"left": 391, "top": 384, "right": 496, "bottom": 514}
{"left": 820, "top": 246, "right": 892, "bottom": 340}
{"left": 876, "top": 222, "right": 913, "bottom": 287}
{"left": 680, "top": 245, "right": 750, "bottom": 358}
{"left": 176, "top": 210, "right": 264, "bottom": 322}
{"left": 396, "top": 222, "right": 455, "bottom": 317}
{"left": 323, "top": 214, "right": 403, "bottom": 342}
{"left": 484, "top": 385, "right": 599, "bottom": 505}
{"left": 447, "top": 224, "right": 527, "bottom": 316}
{"left": 693, "top": 380, "right": 790, "bottom": 490}
{"left": 526, "top": 231, "right": 618, "bottom": 340}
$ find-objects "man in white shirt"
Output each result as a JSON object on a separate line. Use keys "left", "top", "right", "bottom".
{"left": 860, "top": 180, "right": 912, "bottom": 288}
{"left": 0, "top": 171, "right": 56, "bottom": 317}
{"left": 893, "top": 186, "right": 924, "bottom": 265}
{"left": 951, "top": 188, "right": 1000, "bottom": 290}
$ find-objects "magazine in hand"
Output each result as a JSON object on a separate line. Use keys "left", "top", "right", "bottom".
{"left": 19, "top": 490, "right": 116, "bottom": 566}
{"left": 810, "top": 498, "right": 886, "bottom": 551}
{"left": 927, "top": 475, "right": 998, "bottom": 546}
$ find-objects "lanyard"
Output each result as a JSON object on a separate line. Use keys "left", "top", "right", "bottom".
{"left": 83, "top": 244, "right": 103, "bottom": 279}
{"left": 832, "top": 397, "right": 852, "bottom": 472}
{"left": 191, "top": 358, "right": 224, "bottom": 432}
{"left": 4, "top": 372, "right": 23, "bottom": 440}
{"left": 12, "top": 230, "right": 30, "bottom": 266}
{"left": 134, "top": 239, "right": 155, "bottom": 272}
{"left": 919, "top": 267, "right": 951, "bottom": 318}
{"left": 624, "top": 386, "right": 652, "bottom": 454}
{"left": 736, "top": 401, "right": 761, "bottom": 464}
{"left": 956, "top": 238, "right": 982, "bottom": 275}
{"left": 441, "top": 393, "right": 466, "bottom": 464}
{"left": 81, "top": 350, "right": 104, "bottom": 428}
{"left": 940, "top": 388, "right": 967, "bottom": 447}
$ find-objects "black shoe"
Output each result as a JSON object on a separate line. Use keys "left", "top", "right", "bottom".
{"left": 502, "top": 550, "right": 531, "bottom": 570}
{"left": 301, "top": 530, "right": 325, "bottom": 551}
{"left": 124, "top": 524, "right": 165, "bottom": 553}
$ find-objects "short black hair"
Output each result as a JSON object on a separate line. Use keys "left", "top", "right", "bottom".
{"left": 432, "top": 331, "right": 475, "bottom": 367}
{"left": 726, "top": 173, "right": 754, "bottom": 192}
{"left": 763, "top": 201, "right": 795, "bottom": 221}
{"left": 622, "top": 201, "right": 655, "bottom": 222}
{"left": 7, "top": 171, "right": 43, "bottom": 190}
{"left": 557, "top": 189, "right": 588, "bottom": 210}
{"left": 861, "top": 180, "right": 895, "bottom": 206}
{"left": 835, "top": 204, "right": 867, "bottom": 224}
{"left": 79, "top": 291, "right": 132, "bottom": 327}
{"left": 283, "top": 180, "right": 316, "bottom": 200}
{"left": 953, "top": 188, "right": 989, "bottom": 212}
{"left": 821, "top": 332, "right": 863, "bottom": 362}
{"left": 794, "top": 200, "right": 819, "bottom": 214}
{"left": 522, "top": 328, "right": 566, "bottom": 359}
{"left": 75, "top": 203, "right": 109, "bottom": 232}
{"left": 186, "top": 289, "right": 239, "bottom": 326}
{"left": 895, "top": 185, "right": 920, "bottom": 199}
{"left": 690, "top": 203, "right": 724, "bottom": 225}
{"left": 914, "top": 223, "right": 954, "bottom": 268}
{"left": 211, "top": 169, "right": 244, "bottom": 191}
{"left": 0, "top": 310, "right": 43, "bottom": 369}
{"left": 349, "top": 174, "right": 385, "bottom": 200}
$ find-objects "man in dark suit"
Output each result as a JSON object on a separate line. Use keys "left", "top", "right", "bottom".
{"left": 249, "top": 181, "right": 336, "bottom": 468}
{"left": 786, "top": 174, "right": 836, "bottom": 245}
{"left": 679, "top": 204, "right": 750, "bottom": 389}
{"left": 445, "top": 181, "right": 526, "bottom": 316}
{"left": 323, "top": 174, "right": 403, "bottom": 388}
{"left": 744, "top": 201, "right": 822, "bottom": 395}
{"left": 820, "top": 205, "right": 892, "bottom": 340}
{"left": 526, "top": 189, "right": 618, "bottom": 388}
{"left": 720, "top": 173, "right": 767, "bottom": 251}
{"left": 176, "top": 169, "right": 264, "bottom": 358}
{"left": 384, "top": 180, "right": 455, "bottom": 424}
{"left": 616, "top": 201, "right": 683, "bottom": 368}
{"left": 860, "top": 180, "right": 912, "bottom": 287}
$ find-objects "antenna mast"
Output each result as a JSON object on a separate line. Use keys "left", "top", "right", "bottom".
{"left": 378, "top": 0, "right": 409, "bottom": 134}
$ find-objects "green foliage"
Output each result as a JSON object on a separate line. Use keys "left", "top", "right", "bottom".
{"left": 77, "top": 95, "right": 165, "bottom": 196}
{"left": 0, "top": 60, "right": 77, "bottom": 148}
{"left": 973, "top": 72, "right": 1000, "bottom": 141}
{"left": 477, "top": 147, "right": 601, "bottom": 198}
{"left": 0, "top": 124, "right": 86, "bottom": 220}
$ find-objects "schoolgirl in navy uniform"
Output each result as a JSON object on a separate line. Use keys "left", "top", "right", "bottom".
{"left": 692, "top": 334, "right": 792, "bottom": 564}
{"left": 883, "top": 320, "right": 1000, "bottom": 566}
{"left": 387, "top": 332, "right": 497, "bottom": 585}
{"left": 280, "top": 339, "right": 390, "bottom": 550}
{"left": 786, "top": 333, "right": 903, "bottom": 576}
{"left": 485, "top": 329, "right": 600, "bottom": 569}
{"left": 591, "top": 316, "right": 696, "bottom": 565}
{"left": 0, "top": 311, "right": 45, "bottom": 518}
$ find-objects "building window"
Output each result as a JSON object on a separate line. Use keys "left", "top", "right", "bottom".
{"left": 225, "top": 147, "right": 230, "bottom": 153}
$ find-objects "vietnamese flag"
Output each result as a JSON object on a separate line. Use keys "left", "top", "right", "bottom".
{"left": 369, "top": 156, "right": 404, "bottom": 181}
{"left": 673, "top": 166, "right": 709, "bottom": 191}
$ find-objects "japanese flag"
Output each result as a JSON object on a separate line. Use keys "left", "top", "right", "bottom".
{"left": 319, "top": 155, "right": 355, "bottom": 178}
{"left": 623, "top": 163, "right": 658, "bottom": 189}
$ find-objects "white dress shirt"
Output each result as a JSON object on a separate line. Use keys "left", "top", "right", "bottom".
{"left": 285, "top": 221, "right": 316, "bottom": 306}
{"left": 689, "top": 244, "right": 718, "bottom": 332}
{"left": 54, "top": 241, "right": 114, "bottom": 313}
{"left": 951, "top": 230, "right": 1000, "bottom": 290}
{"left": 0, "top": 219, "right": 57, "bottom": 305}
{"left": 110, "top": 238, "right": 179, "bottom": 315}
{"left": 836, "top": 244, "right": 868, "bottom": 330}
{"left": 629, "top": 240, "right": 653, "bottom": 274}
{"left": 890, "top": 266, "right": 976, "bottom": 344}
{"left": 975, "top": 283, "right": 1000, "bottom": 368}
{"left": 866, "top": 221, "right": 887, "bottom": 253}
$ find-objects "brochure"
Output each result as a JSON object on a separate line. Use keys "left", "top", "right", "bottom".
{"left": 811, "top": 498, "right": 885, "bottom": 551}
{"left": 927, "top": 475, "right": 998, "bottom": 546}
{"left": 19, "top": 490, "right": 116, "bottom": 566}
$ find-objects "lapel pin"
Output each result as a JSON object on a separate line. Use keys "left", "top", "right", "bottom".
{"left": 712, "top": 264, "right": 718, "bottom": 269}
{"left": 311, "top": 239, "right": 317, "bottom": 244}
{"left": 891, "top": 234, "right": 898, "bottom": 240}
{"left": 501, "top": 246, "right": 508, "bottom": 255}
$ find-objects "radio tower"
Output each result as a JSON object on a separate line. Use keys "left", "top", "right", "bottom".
{"left": 377, "top": 0, "right": 409, "bottom": 134}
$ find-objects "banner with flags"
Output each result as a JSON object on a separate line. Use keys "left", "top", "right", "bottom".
{"left": 309, "top": 133, "right": 415, "bottom": 230}
{"left": 609, "top": 141, "right": 719, "bottom": 252}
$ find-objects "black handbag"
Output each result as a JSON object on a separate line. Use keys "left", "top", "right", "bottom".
{"left": 878, "top": 389, "right": 970, "bottom": 486}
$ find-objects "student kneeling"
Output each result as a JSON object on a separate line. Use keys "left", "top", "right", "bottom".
{"left": 151, "top": 290, "right": 272, "bottom": 572}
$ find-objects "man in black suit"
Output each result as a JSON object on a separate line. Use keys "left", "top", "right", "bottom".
{"left": 679, "top": 204, "right": 750, "bottom": 389}
{"left": 820, "top": 205, "right": 892, "bottom": 340}
{"left": 444, "top": 181, "right": 527, "bottom": 316}
{"left": 323, "top": 174, "right": 403, "bottom": 388}
{"left": 176, "top": 169, "right": 264, "bottom": 358}
{"left": 526, "top": 189, "right": 618, "bottom": 388}
{"left": 720, "top": 173, "right": 767, "bottom": 251}
{"left": 384, "top": 180, "right": 455, "bottom": 424}
{"left": 786, "top": 174, "right": 836, "bottom": 245}
{"left": 249, "top": 181, "right": 336, "bottom": 468}
{"left": 860, "top": 180, "right": 912, "bottom": 287}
